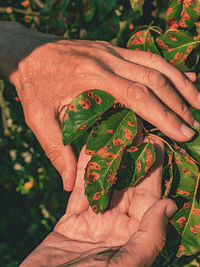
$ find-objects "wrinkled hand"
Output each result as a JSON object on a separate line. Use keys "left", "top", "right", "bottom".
{"left": 21, "top": 138, "right": 178, "bottom": 267}
{"left": 1, "top": 22, "right": 199, "bottom": 190}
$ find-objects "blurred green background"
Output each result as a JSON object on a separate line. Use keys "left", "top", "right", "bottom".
{"left": 0, "top": 0, "right": 199, "bottom": 266}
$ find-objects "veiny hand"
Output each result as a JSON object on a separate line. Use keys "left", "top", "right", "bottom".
{"left": 20, "top": 137, "right": 178, "bottom": 267}
{"left": 1, "top": 21, "right": 199, "bottom": 190}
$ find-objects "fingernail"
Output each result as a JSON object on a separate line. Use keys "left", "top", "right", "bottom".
{"left": 62, "top": 171, "right": 68, "bottom": 190}
{"left": 194, "top": 120, "right": 200, "bottom": 128}
{"left": 180, "top": 124, "right": 195, "bottom": 138}
{"left": 165, "top": 203, "right": 178, "bottom": 218}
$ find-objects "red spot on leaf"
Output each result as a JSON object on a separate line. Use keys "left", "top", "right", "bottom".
{"left": 107, "top": 129, "right": 114, "bottom": 134}
{"left": 127, "top": 145, "right": 138, "bottom": 152}
{"left": 79, "top": 99, "right": 91, "bottom": 109}
{"left": 175, "top": 157, "right": 182, "bottom": 164}
{"left": 80, "top": 124, "right": 86, "bottom": 129}
{"left": 183, "top": 201, "right": 190, "bottom": 209}
{"left": 179, "top": 245, "right": 185, "bottom": 252}
{"left": 113, "top": 138, "right": 124, "bottom": 146}
{"left": 93, "top": 192, "right": 101, "bottom": 200}
{"left": 181, "top": 168, "right": 190, "bottom": 174}
{"left": 86, "top": 172, "right": 100, "bottom": 183}
{"left": 177, "top": 189, "right": 189, "bottom": 196}
{"left": 87, "top": 90, "right": 93, "bottom": 98}
{"left": 91, "top": 205, "right": 97, "bottom": 212}
{"left": 86, "top": 149, "right": 95, "bottom": 155}
{"left": 63, "top": 113, "right": 69, "bottom": 120}
{"left": 68, "top": 104, "right": 77, "bottom": 112}
{"left": 137, "top": 162, "right": 142, "bottom": 172}
{"left": 103, "top": 152, "right": 115, "bottom": 159}
{"left": 166, "top": 7, "right": 173, "bottom": 15}
{"left": 94, "top": 95, "right": 101, "bottom": 105}
{"left": 127, "top": 121, "right": 135, "bottom": 127}
{"left": 190, "top": 226, "right": 197, "bottom": 235}
{"left": 88, "top": 162, "right": 101, "bottom": 170}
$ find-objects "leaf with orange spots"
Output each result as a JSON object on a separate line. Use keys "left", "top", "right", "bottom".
{"left": 172, "top": 178, "right": 200, "bottom": 257}
{"left": 166, "top": 0, "right": 199, "bottom": 30}
{"left": 115, "top": 142, "right": 155, "bottom": 190}
{"left": 85, "top": 108, "right": 137, "bottom": 214}
{"left": 86, "top": 108, "right": 137, "bottom": 153}
{"left": 156, "top": 30, "right": 199, "bottom": 70}
{"left": 181, "top": 128, "right": 200, "bottom": 163}
{"left": 62, "top": 90, "right": 115, "bottom": 145}
{"left": 127, "top": 25, "right": 162, "bottom": 55}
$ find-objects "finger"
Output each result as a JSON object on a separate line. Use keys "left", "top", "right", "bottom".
{"left": 25, "top": 107, "right": 77, "bottom": 191}
{"left": 99, "top": 52, "right": 194, "bottom": 126}
{"left": 66, "top": 145, "right": 91, "bottom": 214}
{"left": 110, "top": 48, "right": 200, "bottom": 109}
{"left": 109, "top": 199, "right": 178, "bottom": 267}
{"left": 99, "top": 74, "right": 195, "bottom": 141}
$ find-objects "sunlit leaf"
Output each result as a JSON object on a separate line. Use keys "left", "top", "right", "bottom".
{"left": 127, "top": 25, "right": 162, "bottom": 54}
{"left": 115, "top": 142, "right": 155, "bottom": 189}
{"left": 62, "top": 90, "right": 115, "bottom": 145}
{"left": 181, "top": 128, "right": 200, "bottom": 163}
{"left": 172, "top": 189, "right": 200, "bottom": 256}
{"left": 86, "top": 108, "right": 137, "bottom": 153}
{"left": 156, "top": 31, "right": 199, "bottom": 68}
{"left": 85, "top": 109, "right": 137, "bottom": 214}
{"left": 166, "top": 0, "right": 199, "bottom": 30}
{"left": 172, "top": 149, "right": 198, "bottom": 200}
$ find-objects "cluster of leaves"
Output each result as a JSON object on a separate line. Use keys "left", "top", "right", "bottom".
{"left": 0, "top": 0, "right": 200, "bottom": 265}
{"left": 62, "top": 0, "right": 200, "bottom": 259}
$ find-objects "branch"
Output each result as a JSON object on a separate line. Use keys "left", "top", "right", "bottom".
{"left": 0, "top": 80, "right": 11, "bottom": 136}
{"left": 33, "top": 0, "right": 44, "bottom": 8}
{"left": 0, "top": 7, "right": 40, "bottom": 16}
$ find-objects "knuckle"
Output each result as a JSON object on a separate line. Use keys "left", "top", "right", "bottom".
{"left": 148, "top": 53, "right": 163, "bottom": 67}
{"left": 145, "top": 69, "right": 164, "bottom": 86}
{"left": 128, "top": 83, "right": 148, "bottom": 101}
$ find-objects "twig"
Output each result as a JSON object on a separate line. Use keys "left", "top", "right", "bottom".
{"left": 33, "top": 0, "right": 44, "bottom": 8}
{"left": 0, "top": 80, "right": 10, "bottom": 136}
{"left": 0, "top": 7, "right": 40, "bottom": 16}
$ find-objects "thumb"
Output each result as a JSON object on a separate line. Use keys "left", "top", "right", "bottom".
{"left": 25, "top": 108, "right": 77, "bottom": 191}
{"left": 111, "top": 199, "right": 178, "bottom": 267}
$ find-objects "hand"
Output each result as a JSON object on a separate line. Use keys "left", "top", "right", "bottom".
{"left": 20, "top": 138, "right": 178, "bottom": 267}
{"left": 1, "top": 21, "right": 199, "bottom": 190}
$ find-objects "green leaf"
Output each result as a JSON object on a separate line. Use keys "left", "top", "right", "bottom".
{"left": 172, "top": 149, "right": 199, "bottom": 200}
{"left": 129, "top": 0, "right": 145, "bottom": 15}
{"left": 85, "top": 109, "right": 137, "bottom": 214}
{"left": 172, "top": 192, "right": 200, "bottom": 256}
{"left": 166, "top": 0, "right": 199, "bottom": 30}
{"left": 81, "top": 0, "right": 96, "bottom": 22}
{"left": 181, "top": 128, "right": 200, "bottom": 163}
{"left": 62, "top": 90, "right": 115, "bottom": 145}
{"left": 96, "top": 0, "right": 117, "bottom": 23}
{"left": 115, "top": 142, "right": 155, "bottom": 189}
{"left": 156, "top": 31, "right": 199, "bottom": 69}
{"left": 86, "top": 108, "right": 137, "bottom": 153}
{"left": 127, "top": 25, "right": 162, "bottom": 55}
{"left": 87, "top": 12, "right": 120, "bottom": 41}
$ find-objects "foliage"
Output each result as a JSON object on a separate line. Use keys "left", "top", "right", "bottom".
{"left": 0, "top": 0, "right": 200, "bottom": 266}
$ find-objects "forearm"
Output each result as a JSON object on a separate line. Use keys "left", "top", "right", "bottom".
{"left": 20, "top": 232, "right": 120, "bottom": 267}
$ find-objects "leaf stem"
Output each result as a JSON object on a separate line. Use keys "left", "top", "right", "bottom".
{"left": 149, "top": 133, "right": 175, "bottom": 152}
{"left": 0, "top": 7, "right": 40, "bottom": 16}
